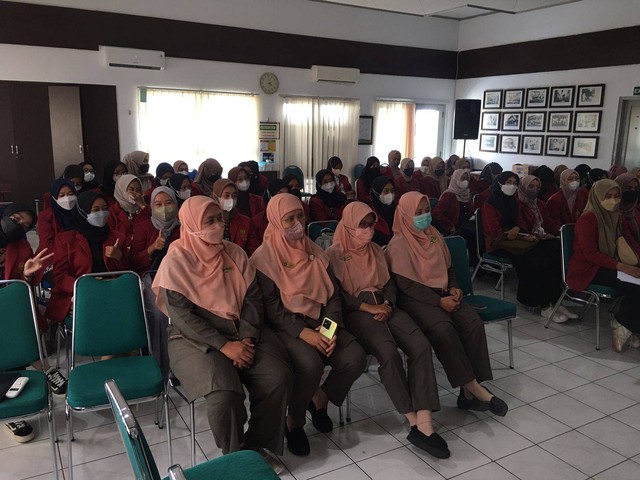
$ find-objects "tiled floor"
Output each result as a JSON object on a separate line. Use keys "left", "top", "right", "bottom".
{"left": 3, "top": 273, "right": 640, "bottom": 480}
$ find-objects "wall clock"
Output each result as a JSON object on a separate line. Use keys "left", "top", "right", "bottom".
{"left": 259, "top": 72, "right": 279, "bottom": 94}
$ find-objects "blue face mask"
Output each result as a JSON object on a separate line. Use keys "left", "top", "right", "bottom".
{"left": 413, "top": 212, "right": 432, "bottom": 231}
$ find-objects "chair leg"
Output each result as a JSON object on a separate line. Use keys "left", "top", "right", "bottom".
{"left": 155, "top": 395, "right": 162, "bottom": 427}
{"left": 338, "top": 405, "right": 344, "bottom": 426}
{"left": 66, "top": 405, "right": 74, "bottom": 480}
{"left": 346, "top": 390, "right": 352, "bottom": 423}
{"left": 499, "top": 271, "right": 505, "bottom": 300}
{"left": 471, "top": 261, "right": 482, "bottom": 281}
{"left": 544, "top": 287, "right": 568, "bottom": 328}
{"left": 595, "top": 296, "right": 601, "bottom": 351}
{"left": 165, "top": 389, "right": 173, "bottom": 467}
{"left": 507, "top": 319, "right": 514, "bottom": 369}
{"left": 47, "top": 396, "right": 60, "bottom": 480}
{"left": 189, "top": 401, "right": 196, "bottom": 467}
{"left": 55, "top": 325, "right": 62, "bottom": 369}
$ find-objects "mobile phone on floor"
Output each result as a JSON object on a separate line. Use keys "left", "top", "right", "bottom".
{"left": 319, "top": 317, "right": 337, "bottom": 340}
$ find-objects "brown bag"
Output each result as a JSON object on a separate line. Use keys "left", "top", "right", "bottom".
{"left": 498, "top": 237, "right": 539, "bottom": 256}
{"left": 617, "top": 236, "right": 639, "bottom": 266}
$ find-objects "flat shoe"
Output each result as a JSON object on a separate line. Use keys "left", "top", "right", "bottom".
{"left": 285, "top": 426, "right": 310, "bottom": 457}
{"left": 456, "top": 388, "right": 490, "bottom": 412}
{"left": 407, "top": 426, "right": 450, "bottom": 459}
{"left": 307, "top": 401, "right": 333, "bottom": 433}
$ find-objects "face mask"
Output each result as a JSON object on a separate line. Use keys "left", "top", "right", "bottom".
{"left": 128, "top": 193, "right": 139, "bottom": 204}
{"left": 601, "top": 198, "right": 621, "bottom": 212}
{"left": 0, "top": 216, "right": 26, "bottom": 242}
{"left": 380, "top": 192, "right": 395, "bottom": 205}
{"left": 140, "top": 164, "right": 150, "bottom": 174}
{"left": 413, "top": 212, "right": 432, "bottom": 231}
{"left": 194, "top": 222, "right": 224, "bottom": 245}
{"left": 237, "top": 180, "right": 250, "bottom": 192}
{"left": 74, "top": 184, "right": 82, "bottom": 193}
{"left": 84, "top": 172, "right": 95, "bottom": 182}
{"left": 622, "top": 190, "right": 640, "bottom": 204}
{"left": 434, "top": 168, "right": 445, "bottom": 177}
{"left": 525, "top": 188, "right": 540, "bottom": 200}
{"left": 208, "top": 174, "right": 221, "bottom": 184}
{"left": 86, "top": 210, "right": 109, "bottom": 228}
{"left": 177, "top": 189, "right": 191, "bottom": 200}
{"left": 179, "top": 169, "right": 189, "bottom": 175}
{"left": 369, "top": 167, "right": 381, "bottom": 178}
{"left": 291, "top": 188, "right": 302, "bottom": 199}
{"left": 321, "top": 181, "right": 336, "bottom": 193}
{"left": 113, "top": 174, "right": 123, "bottom": 183}
{"left": 458, "top": 180, "right": 469, "bottom": 190}
{"left": 56, "top": 195, "right": 77, "bottom": 211}
{"left": 332, "top": 168, "right": 342, "bottom": 176}
{"left": 568, "top": 181, "right": 580, "bottom": 191}
{"left": 153, "top": 204, "right": 177, "bottom": 222}
{"left": 501, "top": 184, "right": 518, "bottom": 196}
{"left": 159, "top": 178, "right": 169, "bottom": 186}
{"left": 284, "top": 221, "right": 304, "bottom": 242}
{"left": 353, "top": 227, "right": 374, "bottom": 246}
{"left": 403, "top": 167, "right": 414, "bottom": 177}
{"left": 391, "top": 159, "right": 400, "bottom": 168}
{"left": 221, "top": 198, "right": 237, "bottom": 212}
{"left": 420, "top": 166, "right": 429, "bottom": 174}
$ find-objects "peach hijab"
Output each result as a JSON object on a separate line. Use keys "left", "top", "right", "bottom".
{"left": 327, "top": 202, "right": 390, "bottom": 297}
{"left": 386, "top": 191, "right": 451, "bottom": 289}
{"left": 250, "top": 193, "right": 334, "bottom": 318}
{"left": 152, "top": 196, "right": 255, "bottom": 320}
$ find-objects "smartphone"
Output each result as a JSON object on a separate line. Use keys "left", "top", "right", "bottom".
{"left": 319, "top": 317, "right": 337, "bottom": 340}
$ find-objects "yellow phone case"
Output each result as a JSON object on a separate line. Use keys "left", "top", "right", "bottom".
{"left": 319, "top": 317, "right": 337, "bottom": 339}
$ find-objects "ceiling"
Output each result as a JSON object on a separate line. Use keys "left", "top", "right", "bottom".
{"left": 310, "top": 0, "right": 583, "bottom": 20}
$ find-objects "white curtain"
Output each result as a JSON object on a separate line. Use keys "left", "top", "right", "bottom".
{"left": 138, "top": 88, "right": 259, "bottom": 174}
{"left": 373, "top": 101, "right": 415, "bottom": 163}
{"left": 283, "top": 96, "right": 359, "bottom": 191}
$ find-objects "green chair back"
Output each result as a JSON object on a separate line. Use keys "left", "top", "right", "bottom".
{"left": 307, "top": 220, "right": 338, "bottom": 242}
{"left": 474, "top": 208, "right": 487, "bottom": 257}
{"left": 0, "top": 281, "right": 40, "bottom": 371}
{"left": 559, "top": 223, "right": 575, "bottom": 285}
{"left": 444, "top": 236, "right": 474, "bottom": 296}
{"left": 429, "top": 197, "right": 438, "bottom": 211}
{"left": 105, "top": 380, "right": 161, "bottom": 480}
{"left": 353, "top": 163, "right": 365, "bottom": 180}
{"left": 73, "top": 272, "right": 149, "bottom": 357}
{"left": 282, "top": 165, "right": 304, "bottom": 188}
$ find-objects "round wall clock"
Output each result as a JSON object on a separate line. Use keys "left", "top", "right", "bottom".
{"left": 259, "top": 72, "right": 279, "bottom": 94}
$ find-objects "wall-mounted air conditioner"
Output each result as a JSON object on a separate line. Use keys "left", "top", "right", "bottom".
{"left": 311, "top": 65, "right": 359, "bottom": 84}
{"left": 99, "top": 46, "right": 165, "bottom": 71}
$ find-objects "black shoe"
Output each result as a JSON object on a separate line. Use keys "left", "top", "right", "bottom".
{"left": 307, "top": 401, "right": 333, "bottom": 433}
{"left": 456, "top": 388, "right": 490, "bottom": 412}
{"left": 407, "top": 426, "right": 450, "bottom": 459}
{"left": 489, "top": 395, "right": 509, "bottom": 417}
{"left": 46, "top": 367, "right": 67, "bottom": 395}
{"left": 5, "top": 421, "right": 35, "bottom": 443}
{"left": 285, "top": 426, "right": 310, "bottom": 457}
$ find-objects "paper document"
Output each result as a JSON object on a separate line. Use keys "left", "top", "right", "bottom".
{"left": 617, "top": 270, "right": 640, "bottom": 285}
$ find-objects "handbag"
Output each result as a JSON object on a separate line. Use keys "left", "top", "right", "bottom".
{"left": 617, "top": 236, "right": 639, "bottom": 266}
{"left": 498, "top": 237, "right": 539, "bottom": 256}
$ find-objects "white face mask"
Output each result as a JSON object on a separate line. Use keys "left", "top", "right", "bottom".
{"left": 237, "top": 180, "right": 250, "bottom": 192}
{"left": 420, "top": 166, "right": 429, "bottom": 174}
{"left": 221, "top": 198, "right": 237, "bottom": 212}
{"left": 74, "top": 184, "right": 82, "bottom": 193}
{"left": 178, "top": 169, "right": 189, "bottom": 175}
{"left": 321, "top": 181, "right": 336, "bottom": 193}
{"left": 86, "top": 210, "right": 109, "bottom": 228}
{"left": 84, "top": 172, "right": 95, "bottom": 182}
{"left": 458, "top": 180, "right": 469, "bottom": 190}
{"left": 380, "top": 192, "right": 395, "bottom": 205}
{"left": 55, "top": 195, "right": 77, "bottom": 211}
{"left": 177, "top": 189, "right": 191, "bottom": 200}
{"left": 568, "top": 181, "right": 580, "bottom": 191}
{"left": 501, "top": 184, "right": 518, "bottom": 196}
{"left": 159, "top": 178, "right": 169, "bottom": 186}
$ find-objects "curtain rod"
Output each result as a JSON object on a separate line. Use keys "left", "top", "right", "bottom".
{"left": 140, "top": 86, "right": 259, "bottom": 96}
{"left": 280, "top": 93, "right": 359, "bottom": 102}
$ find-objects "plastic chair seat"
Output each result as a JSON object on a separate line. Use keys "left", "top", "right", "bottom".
{"left": 586, "top": 284, "right": 618, "bottom": 297}
{"left": 0, "top": 370, "right": 47, "bottom": 419}
{"left": 64, "top": 316, "right": 73, "bottom": 329}
{"left": 68, "top": 356, "right": 163, "bottom": 409}
{"left": 465, "top": 295, "right": 517, "bottom": 322}
{"left": 482, "top": 253, "right": 513, "bottom": 265}
{"left": 162, "top": 450, "right": 279, "bottom": 480}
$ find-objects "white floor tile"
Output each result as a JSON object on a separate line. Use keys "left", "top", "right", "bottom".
{"left": 431, "top": 393, "right": 488, "bottom": 429}
{"left": 531, "top": 393, "right": 605, "bottom": 428}
{"left": 518, "top": 341, "right": 579, "bottom": 363}
{"left": 547, "top": 335, "right": 598, "bottom": 355}
{"left": 595, "top": 373, "right": 640, "bottom": 402}
{"left": 612, "top": 403, "right": 640, "bottom": 431}
{"left": 370, "top": 410, "right": 446, "bottom": 446}
{"left": 452, "top": 418, "right": 533, "bottom": 460}
{"left": 279, "top": 434, "right": 353, "bottom": 480}
{"left": 515, "top": 323, "right": 569, "bottom": 341}
{"left": 490, "top": 349, "right": 549, "bottom": 372}
{"left": 497, "top": 446, "right": 587, "bottom": 480}
{"left": 489, "top": 373, "right": 558, "bottom": 403}
{"left": 584, "top": 349, "right": 640, "bottom": 372}
{"left": 327, "top": 418, "right": 403, "bottom": 462}
{"left": 357, "top": 446, "right": 444, "bottom": 480}
{"left": 350, "top": 384, "right": 397, "bottom": 417}
{"left": 553, "top": 356, "right": 619, "bottom": 381}
{"left": 524, "top": 364, "right": 590, "bottom": 392}
{"left": 593, "top": 460, "right": 640, "bottom": 480}
{"left": 493, "top": 404, "right": 571, "bottom": 443}
{"left": 577, "top": 417, "right": 640, "bottom": 458}
{"left": 450, "top": 462, "right": 520, "bottom": 480}
{"left": 565, "top": 382, "right": 636, "bottom": 414}
{"left": 312, "top": 464, "right": 371, "bottom": 480}
{"left": 0, "top": 437, "right": 60, "bottom": 480}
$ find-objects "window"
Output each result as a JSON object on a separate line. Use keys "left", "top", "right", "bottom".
{"left": 138, "top": 88, "right": 258, "bottom": 174}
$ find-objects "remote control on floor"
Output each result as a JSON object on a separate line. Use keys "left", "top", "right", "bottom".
{"left": 5, "top": 377, "right": 29, "bottom": 399}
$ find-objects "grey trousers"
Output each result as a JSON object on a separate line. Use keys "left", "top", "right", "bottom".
{"left": 275, "top": 329, "right": 367, "bottom": 427}
{"left": 347, "top": 308, "right": 440, "bottom": 413}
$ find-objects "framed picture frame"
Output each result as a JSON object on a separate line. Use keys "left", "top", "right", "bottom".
{"left": 574, "top": 111, "right": 601, "bottom": 133}
{"left": 546, "top": 135, "right": 570, "bottom": 156}
{"left": 358, "top": 115, "right": 374, "bottom": 145}
{"left": 577, "top": 84, "right": 605, "bottom": 108}
{"left": 481, "top": 111, "right": 500, "bottom": 130}
{"left": 526, "top": 87, "right": 549, "bottom": 108}
{"left": 521, "top": 135, "right": 544, "bottom": 156}
{"left": 483, "top": 90, "right": 502, "bottom": 109}
{"left": 572, "top": 136, "right": 599, "bottom": 158}
{"left": 500, "top": 134, "right": 520, "bottom": 154}
{"left": 524, "top": 112, "right": 546, "bottom": 132}
{"left": 503, "top": 89, "right": 525, "bottom": 109}
{"left": 548, "top": 111, "right": 573, "bottom": 132}
{"left": 479, "top": 133, "right": 499, "bottom": 152}
{"left": 502, "top": 111, "right": 523, "bottom": 131}
{"left": 550, "top": 86, "right": 575, "bottom": 108}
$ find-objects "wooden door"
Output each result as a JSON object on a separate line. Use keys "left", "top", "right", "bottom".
{"left": 49, "top": 85, "right": 84, "bottom": 177}
{"left": 0, "top": 81, "right": 17, "bottom": 202}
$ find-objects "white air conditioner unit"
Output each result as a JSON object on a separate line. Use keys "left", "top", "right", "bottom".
{"left": 311, "top": 65, "right": 359, "bottom": 84}
{"left": 99, "top": 46, "right": 165, "bottom": 71}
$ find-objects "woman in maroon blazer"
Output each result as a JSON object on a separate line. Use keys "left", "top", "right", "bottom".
{"left": 108, "top": 174, "right": 151, "bottom": 244}
{"left": 309, "top": 169, "right": 347, "bottom": 222}
{"left": 546, "top": 169, "right": 588, "bottom": 235}
{"left": 328, "top": 156, "right": 355, "bottom": 200}
{"left": 394, "top": 158, "right": 421, "bottom": 200}
{"left": 356, "top": 156, "right": 381, "bottom": 205}
{"left": 228, "top": 166, "right": 265, "bottom": 218}
{"left": 212, "top": 178, "right": 260, "bottom": 256}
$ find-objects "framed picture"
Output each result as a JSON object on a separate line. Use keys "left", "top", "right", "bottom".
{"left": 500, "top": 134, "right": 520, "bottom": 154}
{"left": 548, "top": 111, "right": 572, "bottom": 132}
{"left": 574, "top": 111, "right": 601, "bottom": 133}
{"left": 521, "top": 135, "right": 544, "bottom": 155}
{"left": 479, "top": 133, "right": 498, "bottom": 152}
{"left": 502, "top": 111, "right": 522, "bottom": 131}
{"left": 546, "top": 135, "right": 570, "bottom": 156}
{"left": 483, "top": 90, "right": 502, "bottom": 109}
{"left": 481, "top": 112, "right": 500, "bottom": 130}
{"left": 503, "top": 89, "right": 525, "bottom": 109}
{"left": 577, "top": 84, "right": 605, "bottom": 107}
{"left": 524, "top": 112, "right": 546, "bottom": 132}
{"left": 358, "top": 115, "right": 373, "bottom": 145}
{"left": 526, "top": 87, "right": 549, "bottom": 108}
{"left": 550, "top": 86, "right": 575, "bottom": 108}
{"left": 572, "top": 136, "right": 599, "bottom": 158}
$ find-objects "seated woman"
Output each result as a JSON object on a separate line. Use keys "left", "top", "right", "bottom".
{"left": 143, "top": 163, "right": 174, "bottom": 200}
{"left": 532, "top": 165, "right": 558, "bottom": 202}
{"left": 482, "top": 172, "right": 568, "bottom": 323}
{"left": 567, "top": 179, "right": 640, "bottom": 352}
{"left": 454, "top": 157, "right": 472, "bottom": 171}
{"left": 80, "top": 161, "right": 99, "bottom": 190}
{"left": 122, "top": 150, "right": 154, "bottom": 192}
{"left": 471, "top": 162, "right": 502, "bottom": 196}
{"left": 327, "top": 202, "right": 449, "bottom": 459}
{"left": 546, "top": 169, "right": 588, "bottom": 234}
{"left": 168, "top": 173, "right": 194, "bottom": 207}
{"left": 108, "top": 174, "right": 151, "bottom": 243}
{"left": 100, "top": 160, "right": 128, "bottom": 206}
{"left": 42, "top": 164, "right": 85, "bottom": 210}
{"left": 240, "top": 160, "right": 269, "bottom": 196}
{"left": 251, "top": 179, "right": 290, "bottom": 244}
{"left": 419, "top": 157, "right": 448, "bottom": 199}
{"left": 609, "top": 164, "right": 627, "bottom": 180}
{"left": 212, "top": 179, "right": 259, "bottom": 256}
{"left": 251, "top": 193, "right": 366, "bottom": 456}
{"left": 584, "top": 168, "right": 607, "bottom": 191}
{"left": 229, "top": 166, "right": 265, "bottom": 218}
{"left": 388, "top": 192, "right": 507, "bottom": 417}
{"left": 394, "top": 158, "right": 421, "bottom": 200}
{"left": 356, "top": 156, "right": 381, "bottom": 205}
{"left": 194, "top": 158, "right": 223, "bottom": 197}
{"left": 309, "top": 169, "right": 347, "bottom": 222}
{"left": 173, "top": 160, "right": 190, "bottom": 176}
{"left": 517, "top": 175, "right": 558, "bottom": 236}
{"left": 416, "top": 157, "right": 431, "bottom": 181}
{"left": 152, "top": 196, "right": 292, "bottom": 467}
{"left": 615, "top": 173, "right": 640, "bottom": 245}
{"left": 370, "top": 176, "right": 396, "bottom": 247}
{"left": 575, "top": 164, "right": 591, "bottom": 187}
{"left": 328, "top": 156, "right": 355, "bottom": 200}
{"left": 283, "top": 173, "right": 311, "bottom": 222}
{"left": 553, "top": 165, "right": 568, "bottom": 189}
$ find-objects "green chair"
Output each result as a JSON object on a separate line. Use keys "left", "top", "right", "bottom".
{"left": 445, "top": 236, "right": 516, "bottom": 368}
{"left": 543, "top": 224, "right": 618, "bottom": 350}
{"left": 353, "top": 163, "right": 364, "bottom": 181}
{"left": 471, "top": 208, "right": 514, "bottom": 300}
{"left": 0, "top": 280, "right": 59, "bottom": 479}
{"left": 105, "top": 379, "right": 279, "bottom": 480}
{"left": 307, "top": 220, "right": 338, "bottom": 242}
{"left": 428, "top": 197, "right": 438, "bottom": 211}
{"left": 66, "top": 271, "right": 170, "bottom": 480}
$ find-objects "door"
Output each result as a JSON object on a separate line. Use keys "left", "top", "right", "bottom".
{"left": 414, "top": 104, "right": 445, "bottom": 160}
{"left": 0, "top": 82, "right": 17, "bottom": 202}
{"left": 49, "top": 85, "right": 84, "bottom": 177}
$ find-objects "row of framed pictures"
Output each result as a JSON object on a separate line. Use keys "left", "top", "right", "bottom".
{"left": 479, "top": 133, "right": 599, "bottom": 158}
{"left": 483, "top": 84, "right": 605, "bottom": 109}
{"left": 481, "top": 110, "right": 601, "bottom": 133}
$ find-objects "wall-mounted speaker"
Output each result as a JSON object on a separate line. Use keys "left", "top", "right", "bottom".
{"left": 454, "top": 99, "right": 481, "bottom": 140}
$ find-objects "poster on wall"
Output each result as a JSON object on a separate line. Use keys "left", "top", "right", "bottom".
{"left": 500, "top": 135, "right": 520, "bottom": 154}
{"left": 526, "top": 87, "right": 549, "bottom": 108}
{"left": 577, "top": 84, "right": 605, "bottom": 107}
{"left": 479, "top": 133, "right": 498, "bottom": 152}
{"left": 572, "top": 136, "right": 599, "bottom": 158}
{"left": 483, "top": 90, "right": 502, "bottom": 109}
{"left": 521, "top": 135, "right": 544, "bottom": 155}
{"left": 546, "top": 135, "right": 570, "bottom": 156}
{"left": 550, "top": 86, "right": 574, "bottom": 108}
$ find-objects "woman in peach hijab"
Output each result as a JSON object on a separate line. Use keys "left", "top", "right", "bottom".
{"left": 387, "top": 192, "right": 507, "bottom": 417}
{"left": 152, "top": 196, "right": 292, "bottom": 464}
{"left": 251, "top": 193, "right": 366, "bottom": 457}
{"left": 327, "top": 202, "right": 449, "bottom": 459}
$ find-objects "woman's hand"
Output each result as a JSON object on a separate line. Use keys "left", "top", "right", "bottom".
{"left": 147, "top": 232, "right": 166, "bottom": 256}
{"left": 130, "top": 191, "right": 146, "bottom": 208}
{"left": 506, "top": 227, "right": 520, "bottom": 240}
{"left": 440, "top": 296, "right": 460, "bottom": 313}
{"left": 220, "top": 340, "right": 255, "bottom": 369}
{"left": 299, "top": 327, "right": 333, "bottom": 356}
{"left": 104, "top": 238, "right": 123, "bottom": 261}
{"left": 23, "top": 249, "right": 54, "bottom": 278}
{"left": 618, "top": 262, "right": 640, "bottom": 278}
{"left": 449, "top": 287, "right": 464, "bottom": 302}
{"left": 363, "top": 303, "right": 392, "bottom": 322}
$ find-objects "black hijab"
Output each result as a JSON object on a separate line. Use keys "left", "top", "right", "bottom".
{"left": 240, "top": 160, "right": 264, "bottom": 196}
{"left": 62, "top": 164, "right": 85, "bottom": 193}
{"left": 314, "top": 169, "right": 347, "bottom": 209}
{"left": 264, "top": 178, "right": 290, "bottom": 207}
{"left": 487, "top": 171, "right": 519, "bottom": 229}
{"left": 533, "top": 165, "right": 555, "bottom": 198}
{"left": 0, "top": 202, "right": 36, "bottom": 248}
{"left": 575, "top": 164, "right": 591, "bottom": 184}
{"left": 79, "top": 161, "right": 99, "bottom": 189}
{"left": 102, "top": 160, "right": 127, "bottom": 198}
{"left": 370, "top": 175, "right": 396, "bottom": 229}
{"left": 50, "top": 178, "right": 76, "bottom": 231}
{"left": 155, "top": 163, "right": 175, "bottom": 185}
{"left": 73, "top": 191, "right": 109, "bottom": 273}
{"left": 282, "top": 173, "right": 303, "bottom": 199}
{"left": 168, "top": 173, "right": 190, "bottom": 207}
{"left": 360, "top": 156, "right": 381, "bottom": 190}
{"left": 586, "top": 168, "right": 607, "bottom": 189}
{"left": 480, "top": 162, "right": 503, "bottom": 183}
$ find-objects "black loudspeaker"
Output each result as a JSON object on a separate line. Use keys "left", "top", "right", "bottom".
{"left": 454, "top": 99, "right": 481, "bottom": 140}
